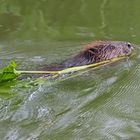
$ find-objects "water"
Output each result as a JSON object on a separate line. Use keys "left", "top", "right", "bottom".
{"left": 0, "top": 0, "right": 140, "bottom": 139}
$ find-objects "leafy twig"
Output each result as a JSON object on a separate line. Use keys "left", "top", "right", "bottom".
{"left": 0, "top": 56, "right": 126, "bottom": 83}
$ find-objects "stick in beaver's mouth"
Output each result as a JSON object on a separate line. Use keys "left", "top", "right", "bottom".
{"left": 19, "top": 56, "right": 130, "bottom": 75}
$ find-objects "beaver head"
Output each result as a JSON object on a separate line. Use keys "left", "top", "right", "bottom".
{"left": 63, "top": 41, "right": 133, "bottom": 67}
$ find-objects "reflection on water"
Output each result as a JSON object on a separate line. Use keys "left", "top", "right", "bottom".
{"left": 0, "top": 0, "right": 140, "bottom": 42}
{"left": 0, "top": 0, "right": 140, "bottom": 139}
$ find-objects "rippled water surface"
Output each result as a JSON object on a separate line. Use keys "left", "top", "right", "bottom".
{"left": 0, "top": 0, "right": 140, "bottom": 140}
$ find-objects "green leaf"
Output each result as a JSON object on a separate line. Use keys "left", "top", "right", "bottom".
{"left": 0, "top": 61, "right": 20, "bottom": 83}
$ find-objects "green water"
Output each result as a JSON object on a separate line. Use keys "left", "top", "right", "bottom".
{"left": 0, "top": 0, "right": 140, "bottom": 139}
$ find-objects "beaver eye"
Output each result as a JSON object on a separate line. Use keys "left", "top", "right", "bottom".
{"left": 109, "top": 45, "right": 115, "bottom": 50}
{"left": 127, "top": 43, "right": 131, "bottom": 48}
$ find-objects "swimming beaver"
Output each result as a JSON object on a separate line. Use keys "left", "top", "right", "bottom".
{"left": 62, "top": 41, "right": 133, "bottom": 68}
{"left": 41, "top": 41, "right": 133, "bottom": 71}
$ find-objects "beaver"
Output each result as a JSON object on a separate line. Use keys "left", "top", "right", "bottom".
{"left": 62, "top": 41, "right": 133, "bottom": 68}
{"left": 41, "top": 41, "right": 133, "bottom": 71}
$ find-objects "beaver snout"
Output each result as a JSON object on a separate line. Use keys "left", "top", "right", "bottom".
{"left": 127, "top": 42, "right": 134, "bottom": 50}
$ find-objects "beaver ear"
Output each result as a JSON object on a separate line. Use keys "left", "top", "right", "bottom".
{"left": 88, "top": 47, "right": 98, "bottom": 54}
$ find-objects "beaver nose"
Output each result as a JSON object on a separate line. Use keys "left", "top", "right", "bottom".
{"left": 131, "top": 46, "right": 134, "bottom": 50}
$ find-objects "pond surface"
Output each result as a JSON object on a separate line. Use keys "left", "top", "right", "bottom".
{"left": 0, "top": 0, "right": 140, "bottom": 140}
